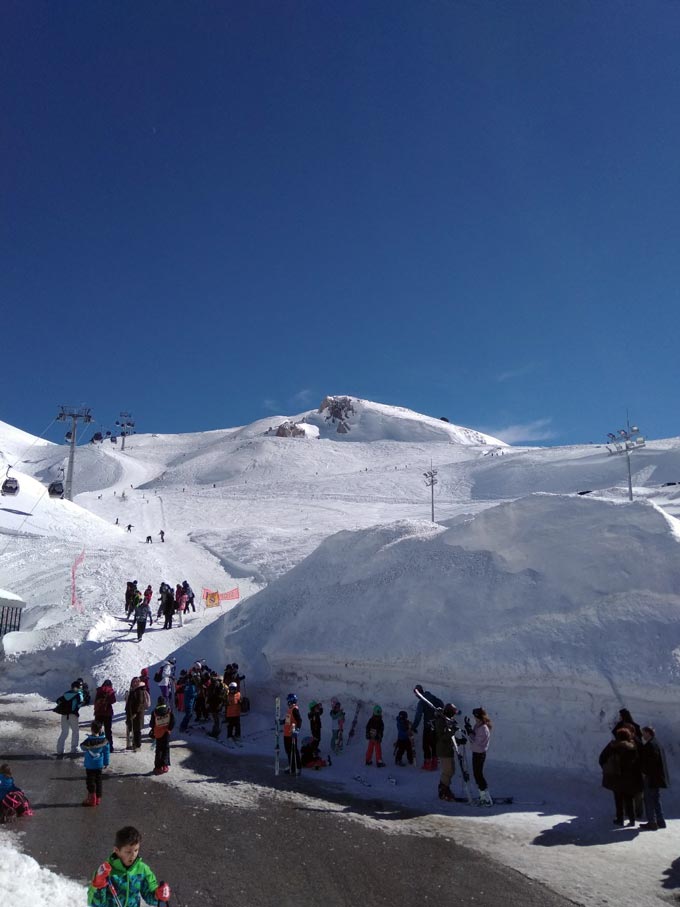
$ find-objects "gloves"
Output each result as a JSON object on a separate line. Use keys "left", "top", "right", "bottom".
{"left": 92, "top": 862, "right": 112, "bottom": 889}
{"left": 155, "top": 881, "right": 172, "bottom": 902}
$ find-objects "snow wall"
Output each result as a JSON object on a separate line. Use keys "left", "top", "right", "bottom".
{"left": 220, "top": 494, "right": 680, "bottom": 770}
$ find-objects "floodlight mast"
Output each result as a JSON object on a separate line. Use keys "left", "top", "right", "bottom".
{"left": 424, "top": 462, "right": 438, "bottom": 522}
{"left": 605, "top": 417, "right": 646, "bottom": 502}
{"left": 56, "top": 406, "right": 93, "bottom": 501}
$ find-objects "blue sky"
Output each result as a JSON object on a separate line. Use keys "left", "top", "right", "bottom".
{"left": 3, "top": 1, "right": 679, "bottom": 446}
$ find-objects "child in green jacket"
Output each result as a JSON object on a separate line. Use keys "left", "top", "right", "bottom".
{"left": 88, "top": 826, "right": 170, "bottom": 907}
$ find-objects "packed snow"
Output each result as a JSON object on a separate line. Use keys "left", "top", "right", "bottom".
{"left": 2, "top": 395, "right": 680, "bottom": 907}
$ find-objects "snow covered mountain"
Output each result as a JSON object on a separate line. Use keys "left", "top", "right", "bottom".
{"left": 2, "top": 396, "right": 680, "bottom": 774}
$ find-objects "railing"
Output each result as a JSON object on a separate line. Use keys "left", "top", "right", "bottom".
{"left": 0, "top": 604, "right": 24, "bottom": 636}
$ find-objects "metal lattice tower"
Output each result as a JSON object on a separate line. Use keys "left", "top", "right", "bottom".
{"left": 56, "top": 406, "right": 93, "bottom": 501}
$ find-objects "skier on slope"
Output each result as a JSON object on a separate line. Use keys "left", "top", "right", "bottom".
{"left": 412, "top": 684, "right": 443, "bottom": 770}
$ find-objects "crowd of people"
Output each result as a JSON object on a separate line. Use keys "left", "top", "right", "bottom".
{"left": 598, "top": 707, "right": 668, "bottom": 830}
{"left": 124, "top": 579, "right": 196, "bottom": 640}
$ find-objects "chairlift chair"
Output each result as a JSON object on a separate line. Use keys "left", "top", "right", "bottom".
{"left": 48, "top": 480, "right": 64, "bottom": 498}
{"left": 1, "top": 476, "right": 20, "bottom": 496}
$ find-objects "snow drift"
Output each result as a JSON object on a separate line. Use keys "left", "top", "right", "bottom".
{"left": 220, "top": 494, "right": 680, "bottom": 769}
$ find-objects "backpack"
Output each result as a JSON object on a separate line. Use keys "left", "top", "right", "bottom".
{"left": 54, "top": 694, "right": 73, "bottom": 715}
{"left": 93, "top": 689, "right": 109, "bottom": 717}
{"left": 154, "top": 669, "right": 163, "bottom": 683}
{"left": 0, "top": 790, "right": 33, "bottom": 823}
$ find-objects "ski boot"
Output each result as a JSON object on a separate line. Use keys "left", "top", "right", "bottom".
{"left": 438, "top": 783, "right": 455, "bottom": 802}
{"left": 82, "top": 792, "right": 96, "bottom": 807}
{"left": 478, "top": 789, "right": 493, "bottom": 806}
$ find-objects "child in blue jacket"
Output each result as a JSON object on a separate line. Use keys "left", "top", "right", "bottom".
{"left": 81, "top": 720, "right": 110, "bottom": 807}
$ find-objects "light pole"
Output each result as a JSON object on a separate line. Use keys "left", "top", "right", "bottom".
{"left": 605, "top": 420, "right": 646, "bottom": 502}
{"left": 56, "top": 405, "right": 93, "bottom": 501}
{"left": 424, "top": 463, "right": 438, "bottom": 522}
{"left": 116, "top": 412, "right": 136, "bottom": 451}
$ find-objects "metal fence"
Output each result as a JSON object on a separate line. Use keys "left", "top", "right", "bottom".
{"left": 0, "top": 603, "right": 24, "bottom": 636}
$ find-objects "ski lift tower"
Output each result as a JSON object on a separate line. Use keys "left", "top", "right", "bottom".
{"left": 56, "top": 405, "right": 93, "bottom": 501}
{"left": 116, "top": 412, "right": 136, "bottom": 451}
{"left": 605, "top": 418, "right": 646, "bottom": 502}
{"left": 424, "top": 462, "right": 438, "bottom": 522}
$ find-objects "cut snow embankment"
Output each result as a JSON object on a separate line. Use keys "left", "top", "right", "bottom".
{"left": 218, "top": 494, "right": 680, "bottom": 771}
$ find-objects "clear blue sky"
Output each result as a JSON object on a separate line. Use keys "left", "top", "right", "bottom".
{"left": 3, "top": 1, "right": 679, "bottom": 446}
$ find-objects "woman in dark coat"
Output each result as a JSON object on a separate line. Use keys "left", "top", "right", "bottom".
{"left": 599, "top": 727, "right": 643, "bottom": 827}
{"left": 639, "top": 726, "right": 668, "bottom": 830}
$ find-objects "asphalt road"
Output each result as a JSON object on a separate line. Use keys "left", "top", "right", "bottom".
{"left": 1, "top": 706, "right": 575, "bottom": 907}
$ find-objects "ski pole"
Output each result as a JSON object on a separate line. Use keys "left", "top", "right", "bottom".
{"left": 106, "top": 880, "right": 125, "bottom": 907}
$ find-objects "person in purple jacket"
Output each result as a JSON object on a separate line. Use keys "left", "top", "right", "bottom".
{"left": 466, "top": 707, "right": 493, "bottom": 805}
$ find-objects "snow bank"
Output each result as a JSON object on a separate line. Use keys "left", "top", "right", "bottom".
{"left": 0, "top": 835, "right": 87, "bottom": 907}
{"left": 220, "top": 494, "right": 680, "bottom": 769}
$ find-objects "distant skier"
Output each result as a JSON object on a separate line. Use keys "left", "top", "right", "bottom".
{"left": 126, "top": 524, "right": 133, "bottom": 533}
{"left": 145, "top": 535, "right": 153, "bottom": 544}
{"left": 182, "top": 579, "right": 195, "bottom": 612}
{"left": 159, "top": 529, "right": 165, "bottom": 542}
{"left": 115, "top": 517, "right": 119, "bottom": 525}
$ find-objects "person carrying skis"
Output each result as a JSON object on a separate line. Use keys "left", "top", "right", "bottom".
{"left": 150, "top": 698, "right": 175, "bottom": 774}
{"left": 80, "top": 720, "right": 110, "bottom": 806}
{"left": 93, "top": 679, "right": 117, "bottom": 752}
{"left": 283, "top": 693, "right": 302, "bottom": 774}
{"left": 465, "top": 707, "right": 493, "bottom": 805}
{"left": 413, "top": 684, "right": 443, "bottom": 770}
{"left": 435, "top": 703, "right": 459, "bottom": 801}
{"left": 55, "top": 679, "right": 87, "bottom": 758}
{"left": 330, "top": 699, "right": 345, "bottom": 754}
{"left": 365, "top": 705, "right": 386, "bottom": 767}
{"left": 87, "top": 825, "right": 171, "bottom": 907}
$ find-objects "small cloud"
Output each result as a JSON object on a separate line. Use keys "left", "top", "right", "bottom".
{"left": 482, "top": 418, "right": 556, "bottom": 444}
{"left": 290, "top": 388, "right": 314, "bottom": 407}
{"left": 262, "top": 398, "right": 280, "bottom": 412}
{"left": 497, "top": 364, "right": 536, "bottom": 383}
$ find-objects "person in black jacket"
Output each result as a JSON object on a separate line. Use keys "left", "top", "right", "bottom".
{"left": 599, "top": 727, "right": 643, "bottom": 827}
{"left": 639, "top": 726, "right": 668, "bottom": 830}
{"left": 413, "top": 685, "right": 443, "bottom": 770}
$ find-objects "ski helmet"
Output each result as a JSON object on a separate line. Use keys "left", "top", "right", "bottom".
{"left": 373, "top": 705, "right": 382, "bottom": 716}
{"left": 229, "top": 682, "right": 238, "bottom": 691}
{"left": 287, "top": 693, "right": 298, "bottom": 705}
{"left": 308, "top": 699, "right": 319, "bottom": 711}
{"left": 443, "top": 703, "right": 458, "bottom": 718}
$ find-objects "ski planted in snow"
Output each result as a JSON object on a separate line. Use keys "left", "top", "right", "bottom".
{"left": 346, "top": 700, "right": 363, "bottom": 744}
{"left": 275, "top": 696, "right": 281, "bottom": 776}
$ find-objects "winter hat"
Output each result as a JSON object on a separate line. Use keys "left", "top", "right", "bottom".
{"left": 140, "top": 668, "right": 149, "bottom": 676}
{"left": 398, "top": 710, "right": 408, "bottom": 719}
{"left": 373, "top": 705, "right": 383, "bottom": 716}
{"left": 287, "top": 693, "right": 298, "bottom": 704}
